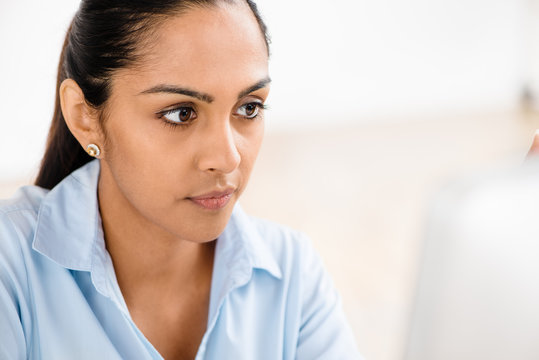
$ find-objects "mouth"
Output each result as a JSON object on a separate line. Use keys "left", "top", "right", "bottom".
{"left": 187, "top": 188, "right": 236, "bottom": 210}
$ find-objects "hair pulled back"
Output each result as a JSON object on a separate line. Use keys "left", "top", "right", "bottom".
{"left": 35, "top": 0, "right": 269, "bottom": 189}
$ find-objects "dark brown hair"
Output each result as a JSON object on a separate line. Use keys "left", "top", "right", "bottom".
{"left": 35, "top": 0, "right": 270, "bottom": 190}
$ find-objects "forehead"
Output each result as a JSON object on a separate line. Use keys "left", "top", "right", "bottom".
{"left": 117, "top": 3, "right": 269, "bottom": 94}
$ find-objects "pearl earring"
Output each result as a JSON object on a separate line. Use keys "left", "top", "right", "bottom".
{"left": 86, "top": 144, "right": 101, "bottom": 157}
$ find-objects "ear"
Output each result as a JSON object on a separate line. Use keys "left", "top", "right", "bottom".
{"left": 59, "top": 79, "right": 103, "bottom": 156}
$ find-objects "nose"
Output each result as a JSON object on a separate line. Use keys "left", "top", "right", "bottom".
{"left": 196, "top": 120, "right": 241, "bottom": 174}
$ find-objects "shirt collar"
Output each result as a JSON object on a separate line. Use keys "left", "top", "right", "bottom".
{"left": 32, "top": 159, "right": 282, "bottom": 280}
{"left": 33, "top": 159, "right": 102, "bottom": 272}
{"left": 219, "top": 204, "right": 282, "bottom": 280}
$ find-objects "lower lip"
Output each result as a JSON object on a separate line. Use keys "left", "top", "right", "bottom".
{"left": 189, "top": 194, "right": 233, "bottom": 210}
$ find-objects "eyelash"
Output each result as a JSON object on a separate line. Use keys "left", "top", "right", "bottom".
{"left": 157, "top": 102, "right": 268, "bottom": 129}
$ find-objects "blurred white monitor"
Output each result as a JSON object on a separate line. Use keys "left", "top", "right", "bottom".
{"left": 404, "top": 158, "right": 539, "bottom": 360}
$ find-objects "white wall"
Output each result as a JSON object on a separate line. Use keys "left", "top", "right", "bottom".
{"left": 258, "top": 0, "right": 525, "bottom": 127}
{"left": 0, "top": 1, "right": 79, "bottom": 181}
{"left": 0, "top": 0, "right": 526, "bottom": 181}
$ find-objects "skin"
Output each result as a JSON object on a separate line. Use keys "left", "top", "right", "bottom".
{"left": 60, "top": 2, "right": 270, "bottom": 359}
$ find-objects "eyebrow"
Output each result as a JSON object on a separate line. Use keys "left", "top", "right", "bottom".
{"left": 139, "top": 85, "right": 214, "bottom": 103}
{"left": 138, "top": 77, "right": 271, "bottom": 103}
{"left": 237, "top": 77, "right": 272, "bottom": 100}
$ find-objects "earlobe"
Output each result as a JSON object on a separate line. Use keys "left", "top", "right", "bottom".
{"left": 59, "top": 79, "right": 101, "bottom": 153}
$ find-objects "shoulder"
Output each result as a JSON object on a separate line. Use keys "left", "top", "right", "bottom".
{"left": 0, "top": 186, "right": 50, "bottom": 358}
{"left": 0, "top": 185, "right": 48, "bottom": 240}
{"left": 240, "top": 211, "right": 363, "bottom": 358}
{"left": 0, "top": 185, "right": 48, "bottom": 217}
{"left": 0, "top": 185, "right": 48, "bottom": 270}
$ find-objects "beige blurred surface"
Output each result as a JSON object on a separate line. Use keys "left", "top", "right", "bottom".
{"left": 241, "top": 110, "right": 539, "bottom": 360}
{"left": 1, "top": 110, "right": 539, "bottom": 360}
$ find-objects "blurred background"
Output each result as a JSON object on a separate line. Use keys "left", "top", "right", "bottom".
{"left": 2, "top": 1, "right": 539, "bottom": 359}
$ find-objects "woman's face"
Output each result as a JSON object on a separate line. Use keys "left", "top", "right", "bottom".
{"left": 97, "top": 3, "right": 269, "bottom": 243}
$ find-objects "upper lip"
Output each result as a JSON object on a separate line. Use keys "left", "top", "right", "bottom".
{"left": 188, "top": 188, "right": 236, "bottom": 200}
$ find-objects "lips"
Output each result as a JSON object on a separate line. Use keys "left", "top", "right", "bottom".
{"left": 188, "top": 188, "right": 235, "bottom": 210}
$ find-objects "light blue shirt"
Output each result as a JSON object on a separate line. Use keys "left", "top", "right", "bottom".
{"left": 0, "top": 159, "right": 361, "bottom": 359}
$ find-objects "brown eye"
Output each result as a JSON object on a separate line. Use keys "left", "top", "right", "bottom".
{"left": 244, "top": 104, "right": 257, "bottom": 116}
{"left": 236, "top": 102, "right": 263, "bottom": 119}
{"left": 161, "top": 106, "right": 197, "bottom": 124}
{"left": 178, "top": 108, "right": 192, "bottom": 122}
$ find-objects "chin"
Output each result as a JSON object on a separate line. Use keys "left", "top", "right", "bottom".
{"left": 180, "top": 227, "right": 226, "bottom": 244}
{"left": 162, "top": 212, "right": 232, "bottom": 243}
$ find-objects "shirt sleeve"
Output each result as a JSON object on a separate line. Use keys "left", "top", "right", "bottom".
{"left": 0, "top": 212, "right": 29, "bottom": 359}
{"left": 295, "top": 233, "right": 363, "bottom": 360}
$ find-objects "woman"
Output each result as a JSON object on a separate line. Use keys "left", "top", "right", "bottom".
{"left": 0, "top": 0, "right": 361, "bottom": 359}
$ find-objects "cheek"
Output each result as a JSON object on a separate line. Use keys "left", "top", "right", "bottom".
{"left": 102, "top": 113, "right": 195, "bottom": 199}
{"left": 106, "top": 108, "right": 190, "bottom": 163}
{"left": 237, "top": 120, "right": 264, "bottom": 178}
